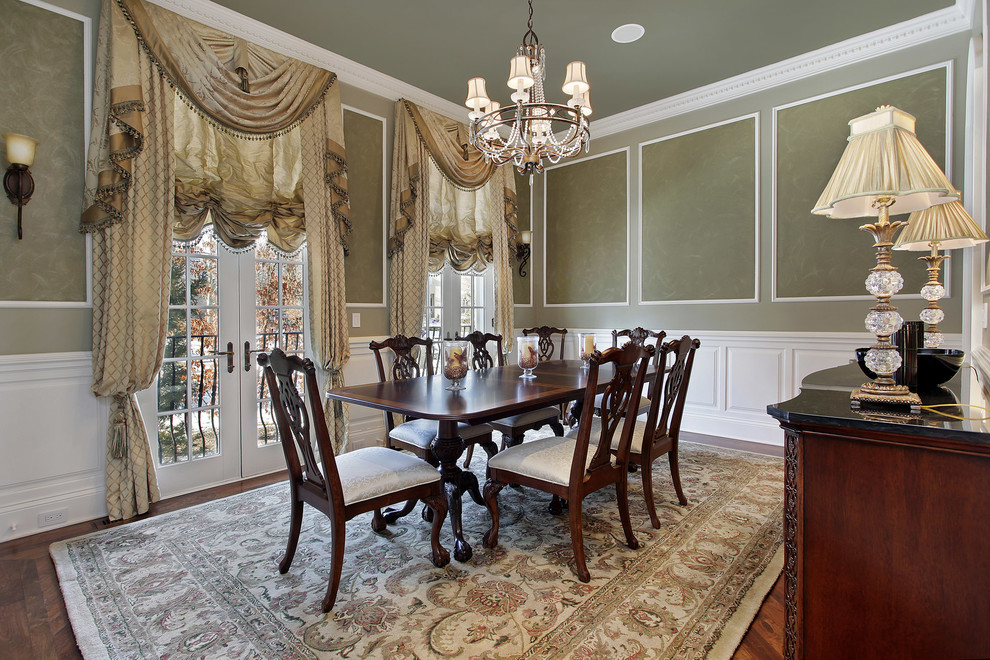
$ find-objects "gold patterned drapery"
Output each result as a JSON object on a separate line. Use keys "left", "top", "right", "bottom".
{"left": 389, "top": 99, "right": 517, "bottom": 342}
{"left": 83, "top": 0, "right": 351, "bottom": 521}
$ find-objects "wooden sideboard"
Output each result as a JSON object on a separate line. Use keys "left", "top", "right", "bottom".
{"left": 767, "top": 364, "right": 990, "bottom": 659}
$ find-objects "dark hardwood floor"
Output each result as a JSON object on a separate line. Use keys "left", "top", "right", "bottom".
{"left": 0, "top": 434, "right": 784, "bottom": 659}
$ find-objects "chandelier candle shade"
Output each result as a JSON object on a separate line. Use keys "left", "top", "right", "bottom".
{"left": 465, "top": 0, "right": 591, "bottom": 175}
{"left": 812, "top": 106, "right": 957, "bottom": 409}
{"left": 893, "top": 200, "right": 989, "bottom": 348}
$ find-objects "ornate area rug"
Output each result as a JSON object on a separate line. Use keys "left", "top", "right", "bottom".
{"left": 52, "top": 441, "right": 783, "bottom": 659}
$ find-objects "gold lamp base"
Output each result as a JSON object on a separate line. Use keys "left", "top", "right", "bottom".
{"left": 850, "top": 382, "right": 921, "bottom": 412}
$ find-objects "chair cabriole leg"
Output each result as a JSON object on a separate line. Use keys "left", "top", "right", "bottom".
{"left": 279, "top": 494, "right": 303, "bottom": 574}
{"left": 322, "top": 516, "right": 346, "bottom": 613}
{"left": 482, "top": 479, "right": 504, "bottom": 548}
{"left": 670, "top": 447, "right": 687, "bottom": 506}
{"left": 424, "top": 493, "right": 451, "bottom": 567}
{"left": 568, "top": 499, "right": 590, "bottom": 582}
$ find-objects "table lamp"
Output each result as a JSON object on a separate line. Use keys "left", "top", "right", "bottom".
{"left": 812, "top": 105, "right": 957, "bottom": 408}
{"left": 893, "top": 200, "right": 988, "bottom": 348}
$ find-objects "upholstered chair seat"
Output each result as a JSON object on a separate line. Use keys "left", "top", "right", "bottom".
{"left": 482, "top": 343, "right": 654, "bottom": 583}
{"left": 486, "top": 435, "right": 616, "bottom": 486}
{"left": 456, "top": 331, "right": 565, "bottom": 469}
{"left": 333, "top": 446, "right": 442, "bottom": 506}
{"left": 593, "top": 392, "right": 650, "bottom": 417}
{"left": 389, "top": 418, "right": 495, "bottom": 451}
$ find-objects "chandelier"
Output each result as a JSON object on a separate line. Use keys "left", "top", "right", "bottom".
{"left": 465, "top": 0, "right": 591, "bottom": 175}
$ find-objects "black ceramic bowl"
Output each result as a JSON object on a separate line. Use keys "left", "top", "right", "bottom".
{"left": 855, "top": 348, "right": 964, "bottom": 390}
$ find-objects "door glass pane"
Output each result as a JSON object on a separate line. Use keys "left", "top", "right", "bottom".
{"left": 459, "top": 273, "right": 485, "bottom": 336}
{"left": 154, "top": 230, "right": 221, "bottom": 467}
{"left": 426, "top": 272, "right": 442, "bottom": 343}
{"left": 255, "top": 242, "right": 306, "bottom": 447}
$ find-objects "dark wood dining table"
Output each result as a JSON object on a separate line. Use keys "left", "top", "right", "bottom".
{"left": 326, "top": 359, "right": 610, "bottom": 562}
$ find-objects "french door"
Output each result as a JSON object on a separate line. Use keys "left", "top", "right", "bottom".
{"left": 138, "top": 229, "right": 306, "bottom": 496}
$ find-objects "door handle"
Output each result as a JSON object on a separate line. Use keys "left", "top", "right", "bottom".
{"left": 211, "top": 341, "right": 235, "bottom": 373}
{"left": 244, "top": 341, "right": 265, "bottom": 371}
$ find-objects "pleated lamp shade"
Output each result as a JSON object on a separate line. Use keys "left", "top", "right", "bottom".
{"left": 812, "top": 106, "right": 958, "bottom": 218}
{"left": 893, "top": 200, "right": 989, "bottom": 251}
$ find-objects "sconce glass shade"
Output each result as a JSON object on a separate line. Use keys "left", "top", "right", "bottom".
{"left": 519, "top": 230, "right": 532, "bottom": 245}
{"left": 893, "top": 200, "right": 989, "bottom": 251}
{"left": 811, "top": 106, "right": 957, "bottom": 218}
{"left": 3, "top": 133, "right": 39, "bottom": 167}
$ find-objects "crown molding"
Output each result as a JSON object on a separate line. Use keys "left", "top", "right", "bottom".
{"left": 144, "top": 0, "right": 466, "bottom": 120}
{"left": 591, "top": 4, "right": 973, "bottom": 139}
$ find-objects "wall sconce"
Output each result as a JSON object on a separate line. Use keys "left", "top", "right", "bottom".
{"left": 516, "top": 229, "right": 532, "bottom": 277}
{"left": 3, "top": 133, "right": 40, "bottom": 240}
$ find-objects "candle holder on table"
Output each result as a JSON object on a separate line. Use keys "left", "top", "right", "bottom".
{"left": 578, "top": 332, "right": 596, "bottom": 369}
{"left": 443, "top": 339, "right": 469, "bottom": 391}
{"left": 517, "top": 336, "right": 539, "bottom": 379}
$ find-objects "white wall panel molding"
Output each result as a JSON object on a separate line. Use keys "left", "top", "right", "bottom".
{"left": 593, "top": 4, "right": 971, "bottom": 138}
{"left": 147, "top": 0, "right": 465, "bottom": 121}
{"left": 0, "top": 352, "right": 107, "bottom": 541}
{"left": 562, "top": 329, "right": 963, "bottom": 446}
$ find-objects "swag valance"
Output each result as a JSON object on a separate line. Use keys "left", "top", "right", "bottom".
{"left": 388, "top": 99, "right": 516, "bottom": 346}
{"left": 81, "top": 0, "right": 349, "bottom": 253}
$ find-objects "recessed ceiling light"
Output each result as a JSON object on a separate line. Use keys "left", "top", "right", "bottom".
{"left": 611, "top": 23, "right": 645, "bottom": 44}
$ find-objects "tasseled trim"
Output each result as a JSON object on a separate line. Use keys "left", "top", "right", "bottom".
{"left": 109, "top": 394, "right": 128, "bottom": 460}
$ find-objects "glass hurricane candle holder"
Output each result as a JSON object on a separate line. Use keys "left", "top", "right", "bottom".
{"left": 578, "top": 332, "right": 596, "bottom": 369}
{"left": 443, "top": 339, "right": 469, "bottom": 391}
{"left": 517, "top": 336, "right": 539, "bottom": 379}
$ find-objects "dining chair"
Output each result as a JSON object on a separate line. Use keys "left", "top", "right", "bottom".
{"left": 522, "top": 325, "right": 570, "bottom": 422}
{"left": 369, "top": 334, "right": 498, "bottom": 521}
{"left": 571, "top": 335, "right": 700, "bottom": 528}
{"left": 594, "top": 327, "right": 666, "bottom": 416}
{"left": 482, "top": 342, "right": 655, "bottom": 582}
{"left": 258, "top": 348, "right": 450, "bottom": 612}
{"left": 456, "top": 331, "right": 565, "bottom": 468}
{"left": 522, "top": 325, "right": 568, "bottom": 361}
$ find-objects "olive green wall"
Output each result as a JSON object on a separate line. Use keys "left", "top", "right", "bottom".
{"left": 0, "top": 0, "right": 98, "bottom": 356}
{"left": 342, "top": 108, "right": 385, "bottom": 306}
{"left": 0, "top": 0, "right": 87, "bottom": 302}
{"left": 516, "top": 33, "right": 971, "bottom": 334}
{"left": 512, "top": 171, "right": 532, "bottom": 305}
{"left": 545, "top": 150, "right": 628, "bottom": 305}
{"left": 641, "top": 115, "right": 758, "bottom": 302}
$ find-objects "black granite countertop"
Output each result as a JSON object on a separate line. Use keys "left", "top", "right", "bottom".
{"left": 767, "top": 363, "right": 990, "bottom": 446}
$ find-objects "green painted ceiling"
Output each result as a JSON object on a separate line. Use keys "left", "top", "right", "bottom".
{"left": 212, "top": 0, "right": 953, "bottom": 120}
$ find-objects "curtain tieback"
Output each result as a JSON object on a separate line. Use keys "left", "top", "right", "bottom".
{"left": 109, "top": 393, "right": 128, "bottom": 459}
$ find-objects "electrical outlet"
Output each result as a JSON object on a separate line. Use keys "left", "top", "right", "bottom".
{"left": 38, "top": 508, "right": 68, "bottom": 527}
{"left": 352, "top": 312, "right": 361, "bottom": 328}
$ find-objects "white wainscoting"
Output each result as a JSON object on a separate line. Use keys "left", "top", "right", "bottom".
{"left": 341, "top": 336, "right": 388, "bottom": 450}
{"left": 0, "top": 331, "right": 961, "bottom": 539}
{"left": 563, "top": 329, "right": 963, "bottom": 446}
{"left": 0, "top": 352, "right": 108, "bottom": 541}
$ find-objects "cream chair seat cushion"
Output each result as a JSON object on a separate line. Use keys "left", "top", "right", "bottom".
{"left": 566, "top": 419, "right": 648, "bottom": 454}
{"left": 490, "top": 406, "right": 561, "bottom": 429}
{"left": 389, "top": 418, "right": 493, "bottom": 450}
{"left": 486, "top": 435, "right": 615, "bottom": 486}
{"left": 333, "top": 446, "right": 440, "bottom": 506}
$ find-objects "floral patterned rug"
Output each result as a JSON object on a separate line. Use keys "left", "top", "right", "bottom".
{"left": 52, "top": 441, "right": 783, "bottom": 659}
